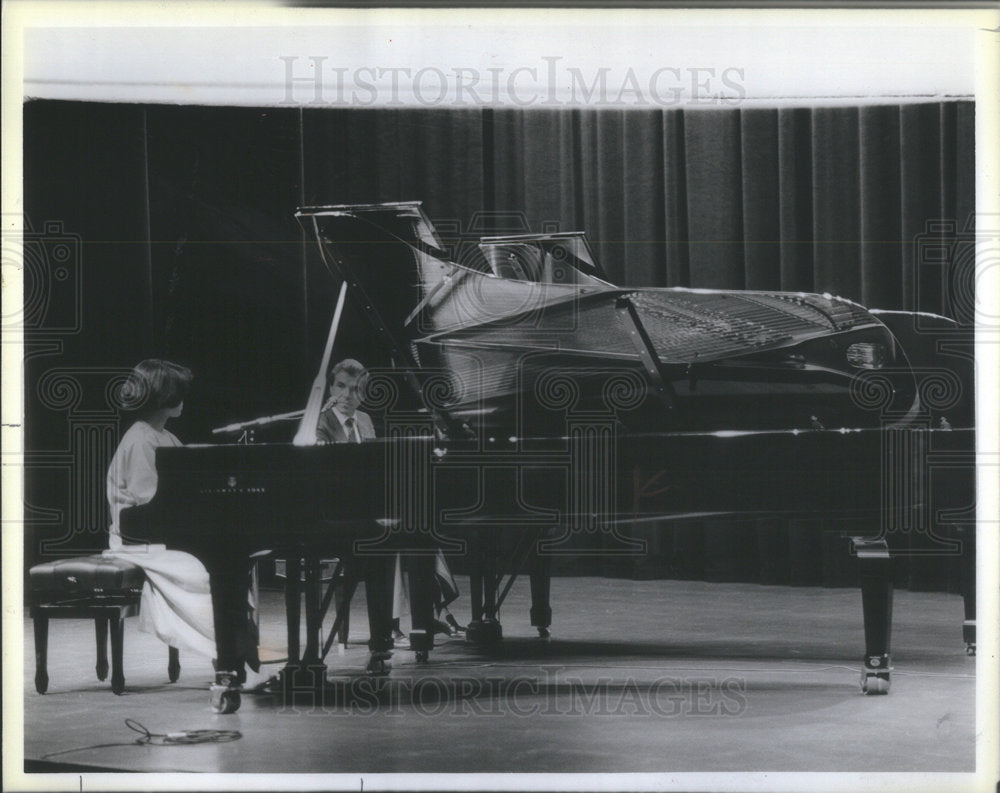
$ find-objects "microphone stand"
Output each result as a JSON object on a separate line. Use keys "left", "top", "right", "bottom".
{"left": 211, "top": 410, "right": 305, "bottom": 436}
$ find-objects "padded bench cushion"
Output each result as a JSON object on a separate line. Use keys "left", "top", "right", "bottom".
{"left": 30, "top": 555, "right": 145, "bottom": 598}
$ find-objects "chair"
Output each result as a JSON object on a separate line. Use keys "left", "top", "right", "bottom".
{"left": 29, "top": 555, "right": 179, "bottom": 695}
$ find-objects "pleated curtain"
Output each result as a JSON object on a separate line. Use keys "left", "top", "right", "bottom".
{"left": 23, "top": 99, "right": 974, "bottom": 590}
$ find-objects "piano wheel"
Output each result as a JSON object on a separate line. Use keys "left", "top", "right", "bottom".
{"left": 860, "top": 671, "right": 890, "bottom": 695}
{"left": 210, "top": 687, "right": 241, "bottom": 714}
{"left": 211, "top": 674, "right": 242, "bottom": 713}
{"left": 219, "top": 690, "right": 241, "bottom": 714}
{"left": 537, "top": 627, "right": 551, "bottom": 640}
{"left": 963, "top": 621, "right": 975, "bottom": 655}
{"left": 415, "top": 650, "right": 429, "bottom": 663}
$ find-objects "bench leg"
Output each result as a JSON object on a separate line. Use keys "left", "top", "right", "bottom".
{"left": 109, "top": 614, "right": 126, "bottom": 694}
{"left": 95, "top": 618, "right": 109, "bottom": 681}
{"left": 168, "top": 646, "right": 180, "bottom": 682}
{"left": 33, "top": 615, "right": 49, "bottom": 694}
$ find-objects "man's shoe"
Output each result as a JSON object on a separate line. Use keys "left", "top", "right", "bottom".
{"left": 366, "top": 651, "right": 392, "bottom": 676}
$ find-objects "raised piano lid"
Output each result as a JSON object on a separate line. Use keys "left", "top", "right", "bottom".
{"left": 296, "top": 201, "right": 882, "bottom": 362}
{"left": 296, "top": 201, "right": 444, "bottom": 250}
{"left": 294, "top": 201, "right": 923, "bottom": 431}
{"left": 478, "top": 231, "right": 614, "bottom": 286}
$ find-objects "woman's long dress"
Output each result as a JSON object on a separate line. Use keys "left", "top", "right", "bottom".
{"left": 105, "top": 421, "right": 217, "bottom": 658}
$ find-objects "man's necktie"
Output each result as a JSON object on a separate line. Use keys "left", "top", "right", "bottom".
{"left": 344, "top": 417, "right": 359, "bottom": 443}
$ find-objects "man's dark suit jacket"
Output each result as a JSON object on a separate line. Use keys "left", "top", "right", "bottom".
{"left": 316, "top": 408, "right": 376, "bottom": 444}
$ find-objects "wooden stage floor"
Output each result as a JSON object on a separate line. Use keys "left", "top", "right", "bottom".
{"left": 18, "top": 576, "right": 976, "bottom": 780}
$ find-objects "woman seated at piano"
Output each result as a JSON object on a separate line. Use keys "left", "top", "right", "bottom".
{"left": 106, "top": 358, "right": 262, "bottom": 681}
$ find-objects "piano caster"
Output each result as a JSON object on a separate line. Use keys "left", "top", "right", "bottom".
{"left": 537, "top": 627, "right": 551, "bottom": 640}
{"left": 409, "top": 630, "right": 433, "bottom": 664}
{"left": 211, "top": 684, "right": 241, "bottom": 713}
{"left": 211, "top": 672, "right": 242, "bottom": 713}
{"left": 365, "top": 651, "right": 392, "bottom": 677}
{"left": 963, "top": 621, "right": 976, "bottom": 656}
{"left": 466, "top": 619, "right": 503, "bottom": 646}
{"left": 860, "top": 655, "right": 892, "bottom": 695}
{"left": 861, "top": 672, "right": 890, "bottom": 695}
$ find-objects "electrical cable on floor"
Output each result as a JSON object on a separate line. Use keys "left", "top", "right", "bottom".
{"left": 40, "top": 719, "right": 241, "bottom": 759}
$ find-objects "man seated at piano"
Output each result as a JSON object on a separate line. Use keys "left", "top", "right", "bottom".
{"left": 107, "top": 358, "right": 263, "bottom": 683}
{"left": 316, "top": 358, "right": 376, "bottom": 444}
{"left": 316, "top": 358, "right": 463, "bottom": 647}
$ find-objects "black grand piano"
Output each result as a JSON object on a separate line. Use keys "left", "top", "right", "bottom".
{"left": 123, "top": 202, "right": 976, "bottom": 713}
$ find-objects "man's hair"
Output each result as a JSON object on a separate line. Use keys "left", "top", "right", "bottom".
{"left": 328, "top": 358, "right": 368, "bottom": 387}
{"left": 119, "top": 359, "right": 193, "bottom": 418}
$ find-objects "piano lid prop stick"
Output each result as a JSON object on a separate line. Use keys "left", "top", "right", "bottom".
{"left": 293, "top": 279, "right": 349, "bottom": 446}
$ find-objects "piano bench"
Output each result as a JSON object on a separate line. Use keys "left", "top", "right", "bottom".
{"left": 28, "top": 555, "right": 180, "bottom": 695}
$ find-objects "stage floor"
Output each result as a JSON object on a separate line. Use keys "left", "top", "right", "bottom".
{"left": 20, "top": 576, "right": 975, "bottom": 776}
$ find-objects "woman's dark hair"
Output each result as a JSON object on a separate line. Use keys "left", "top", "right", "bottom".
{"left": 119, "top": 359, "right": 193, "bottom": 418}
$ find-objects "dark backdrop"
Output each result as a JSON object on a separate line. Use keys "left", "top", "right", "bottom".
{"left": 22, "top": 99, "right": 974, "bottom": 592}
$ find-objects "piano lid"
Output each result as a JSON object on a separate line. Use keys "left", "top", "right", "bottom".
{"left": 296, "top": 202, "right": 881, "bottom": 367}
{"left": 478, "top": 232, "right": 614, "bottom": 286}
{"left": 297, "top": 201, "right": 444, "bottom": 251}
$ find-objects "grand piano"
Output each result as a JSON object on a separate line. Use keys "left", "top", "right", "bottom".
{"left": 122, "top": 202, "right": 976, "bottom": 713}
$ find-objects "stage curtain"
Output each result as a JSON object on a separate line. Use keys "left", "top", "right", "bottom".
{"left": 23, "top": 99, "right": 974, "bottom": 592}
{"left": 490, "top": 103, "right": 972, "bottom": 315}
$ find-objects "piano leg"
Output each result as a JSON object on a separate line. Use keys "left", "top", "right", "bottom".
{"left": 296, "top": 554, "right": 327, "bottom": 689}
{"left": 466, "top": 528, "right": 503, "bottom": 645}
{"left": 529, "top": 542, "right": 552, "bottom": 639}
{"left": 277, "top": 556, "right": 315, "bottom": 701}
{"left": 363, "top": 554, "right": 394, "bottom": 675}
{"left": 484, "top": 530, "right": 498, "bottom": 620}
{"left": 207, "top": 566, "right": 249, "bottom": 713}
{"left": 284, "top": 557, "right": 301, "bottom": 666}
{"left": 406, "top": 553, "right": 436, "bottom": 662}
{"left": 469, "top": 532, "right": 484, "bottom": 626}
{"left": 33, "top": 613, "right": 49, "bottom": 694}
{"left": 279, "top": 553, "right": 343, "bottom": 698}
{"left": 855, "top": 538, "right": 893, "bottom": 695}
{"left": 960, "top": 525, "right": 976, "bottom": 655}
